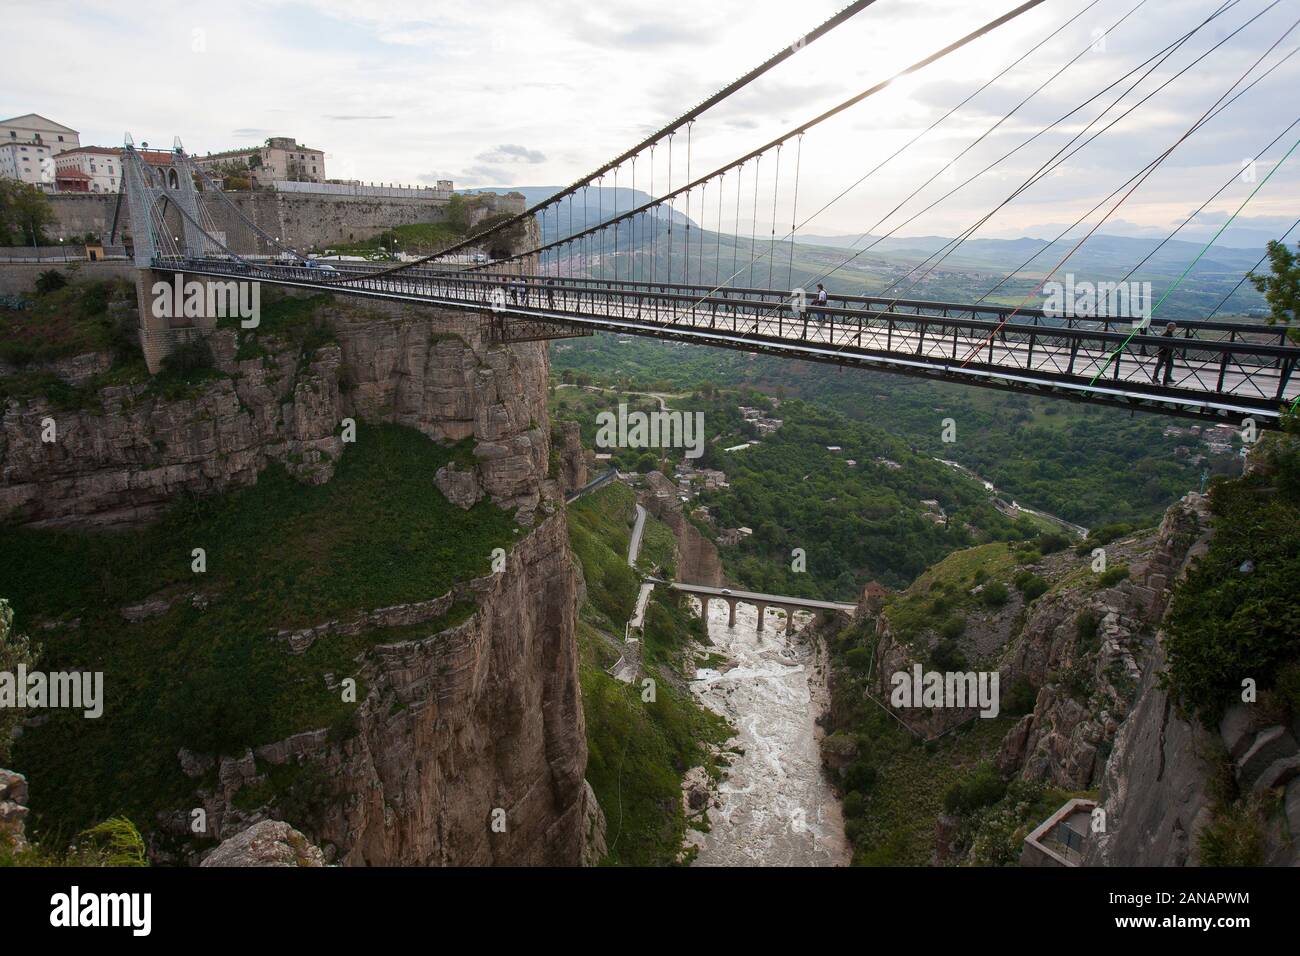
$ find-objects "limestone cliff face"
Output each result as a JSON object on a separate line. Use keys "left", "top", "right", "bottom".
{"left": 0, "top": 299, "right": 552, "bottom": 527}
{"left": 1083, "top": 493, "right": 1300, "bottom": 867}
{"left": 2, "top": 286, "right": 604, "bottom": 866}
{"left": 174, "top": 511, "right": 602, "bottom": 866}
{"left": 641, "top": 487, "right": 725, "bottom": 586}
{"left": 990, "top": 505, "right": 1198, "bottom": 790}
{"left": 558, "top": 420, "right": 587, "bottom": 496}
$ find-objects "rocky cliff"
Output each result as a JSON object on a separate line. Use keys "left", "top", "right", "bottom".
{"left": 171, "top": 510, "right": 603, "bottom": 866}
{"left": 2, "top": 281, "right": 606, "bottom": 866}
{"left": 640, "top": 481, "right": 725, "bottom": 586}
{"left": 1, "top": 298, "right": 552, "bottom": 527}
{"left": 848, "top": 470, "right": 1300, "bottom": 867}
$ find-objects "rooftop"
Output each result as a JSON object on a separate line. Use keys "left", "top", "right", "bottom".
{"left": 59, "top": 146, "right": 120, "bottom": 156}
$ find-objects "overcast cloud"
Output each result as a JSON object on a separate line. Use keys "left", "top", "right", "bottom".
{"left": 3, "top": 0, "right": 1297, "bottom": 245}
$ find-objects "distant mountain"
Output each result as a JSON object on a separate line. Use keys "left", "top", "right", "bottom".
{"left": 792, "top": 232, "right": 1266, "bottom": 279}
{"left": 458, "top": 190, "right": 1269, "bottom": 316}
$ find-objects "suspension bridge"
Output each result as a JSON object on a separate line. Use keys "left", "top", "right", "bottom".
{"left": 117, "top": 0, "right": 1300, "bottom": 423}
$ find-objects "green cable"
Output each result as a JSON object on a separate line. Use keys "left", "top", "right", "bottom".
{"left": 1090, "top": 133, "right": 1300, "bottom": 386}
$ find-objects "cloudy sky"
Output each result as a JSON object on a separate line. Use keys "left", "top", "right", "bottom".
{"left": 4, "top": 0, "right": 1299, "bottom": 246}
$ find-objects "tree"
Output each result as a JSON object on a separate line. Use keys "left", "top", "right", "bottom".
{"left": 1248, "top": 240, "right": 1300, "bottom": 343}
{"left": 0, "top": 599, "right": 40, "bottom": 764}
{"left": 0, "top": 180, "right": 55, "bottom": 247}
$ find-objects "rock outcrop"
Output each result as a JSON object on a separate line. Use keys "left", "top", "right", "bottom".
{"left": 174, "top": 510, "right": 601, "bottom": 866}
{"left": 200, "top": 820, "right": 326, "bottom": 867}
{"left": 997, "top": 494, "right": 1208, "bottom": 795}
{"left": 435, "top": 462, "right": 484, "bottom": 509}
{"left": 3, "top": 270, "right": 605, "bottom": 866}
{"left": 1, "top": 299, "right": 552, "bottom": 527}
{"left": 641, "top": 490, "right": 725, "bottom": 586}
{"left": 558, "top": 420, "right": 587, "bottom": 496}
{"left": 0, "top": 768, "right": 29, "bottom": 851}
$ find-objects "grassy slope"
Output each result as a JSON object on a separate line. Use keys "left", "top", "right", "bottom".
{"left": 566, "top": 483, "right": 728, "bottom": 865}
{"left": 826, "top": 611, "right": 1034, "bottom": 865}
{"left": 3, "top": 422, "right": 516, "bottom": 842}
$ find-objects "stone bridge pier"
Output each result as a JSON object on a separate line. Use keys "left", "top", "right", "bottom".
{"left": 135, "top": 269, "right": 230, "bottom": 373}
{"left": 696, "top": 589, "right": 840, "bottom": 636}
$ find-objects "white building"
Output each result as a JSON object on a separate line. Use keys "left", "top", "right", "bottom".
{"left": 0, "top": 140, "right": 53, "bottom": 187}
{"left": 0, "top": 114, "right": 81, "bottom": 191}
{"left": 0, "top": 113, "right": 81, "bottom": 154}
{"left": 54, "top": 147, "right": 122, "bottom": 193}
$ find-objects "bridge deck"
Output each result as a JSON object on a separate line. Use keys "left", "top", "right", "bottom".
{"left": 160, "top": 257, "right": 1299, "bottom": 421}
{"left": 649, "top": 578, "right": 858, "bottom": 613}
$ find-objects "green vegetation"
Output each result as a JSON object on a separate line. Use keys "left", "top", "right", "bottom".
{"left": 0, "top": 277, "right": 150, "bottom": 407}
{"left": 567, "top": 482, "right": 640, "bottom": 630}
{"left": 1, "top": 816, "right": 149, "bottom": 868}
{"left": 551, "top": 384, "right": 669, "bottom": 472}
{"left": 218, "top": 288, "right": 337, "bottom": 363}
{"left": 0, "top": 277, "right": 138, "bottom": 367}
{"left": 959, "top": 779, "right": 1088, "bottom": 866}
{"left": 820, "top": 613, "right": 1016, "bottom": 865}
{"left": 3, "top": 423, "right": 517, "bottom": 843}
{"left": 1163, "top": 430, "right": 1300, "bottom": 727}
{"left": 688, "top": 395, "right": 1035, "bottom": 599}
{"left": 1196, "top": 738, "right": 1269, "bottom": 866}
{"left": 578, "top": 645, "right": 727, "bottom": 866}
{"left": 880, "top": 542, "right": 1019, "bottom": 648}
{"left": 1013, "top": 571, "right": 1049, "bottom": 601}
{"left": 942, "top": 762, "right": 1006, "bottom": 816}
{"left": 1095, "top": 564, "right": 1130, "bottom": 588}
{"left": 0, "top": 180, "right": 54, "bottom": 247}
{"left": 1247, "top": 240, "right": 1300, "bottom": 345}
{"left": 551, "top": 331, "right": 1223, "bottom": 529}
{"left": 566, "top": 483, "right": 729, "bottom": 865}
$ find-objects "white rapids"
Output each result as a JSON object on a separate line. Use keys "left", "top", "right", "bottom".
{"left": 686, "top": 597, "right": 849, "bottom": 867}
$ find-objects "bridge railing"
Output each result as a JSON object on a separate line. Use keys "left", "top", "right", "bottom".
{"left": 163, "top": 256, "right": 1299, "bottom": 409}
{"left": 307, "top": 263, "right": 1287, "bottom": 343}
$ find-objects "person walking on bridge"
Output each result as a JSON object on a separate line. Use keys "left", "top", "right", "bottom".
{"left": 815, "top": 283, "right": 829, "bottom": 325}
{"left": 1153, "top": 321, "right": 1178, "bottom": 385}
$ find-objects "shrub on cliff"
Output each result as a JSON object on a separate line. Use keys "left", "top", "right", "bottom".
{"left": 1162, "top": 433, "right": 1300, "bottom": 727}
{"left": 34, "top": 269, "right": 68, "bottom": 294}
{"left": 1002, "top": 676, "right": 1037, "bottom": 716}
{"left": 1014, "top": 571, "right": 1049, "bottom": 600}
{"left": 981, "top": 581, "right": 1009, "bottom": 607}
{"left": 1, "top": 816, "right": 147, "bottom": 868}
{"left": 942, "top": 763, "right": 1006, "bottom": 816}
{"left": 1095, "top": 565, "right": 1129, "bottom": 588}
{"left": 159, "top": 337, "right": 214, "bottom": 377}
{"left": 1036, "top": 532, "right": 1072, "bottom": 555}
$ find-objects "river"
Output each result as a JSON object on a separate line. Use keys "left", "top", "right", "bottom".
{"left": 686, "top": 598, "right": 849, "bottom": 867}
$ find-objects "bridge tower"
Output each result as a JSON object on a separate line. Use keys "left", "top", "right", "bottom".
{"left": 121, "top": 134, "right": 215, "bottom": 373}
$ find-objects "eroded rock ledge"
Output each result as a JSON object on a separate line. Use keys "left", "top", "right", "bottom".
{"left": 1, "top": 299, "right": 552, "bottom": 528}
{"left": 163, "top": 510, "right": 604, "bottom": 867}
